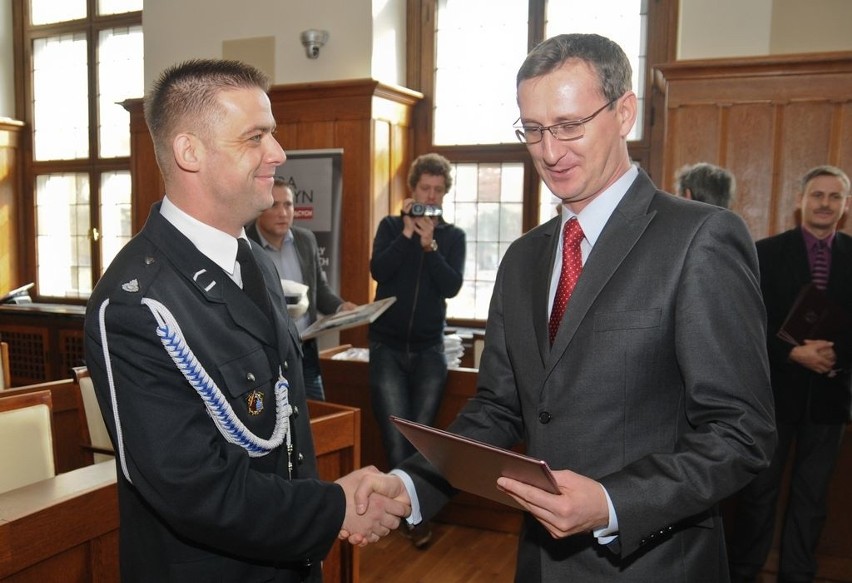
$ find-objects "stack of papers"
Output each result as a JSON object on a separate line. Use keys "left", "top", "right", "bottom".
{"left": 444, "top": 333, "right": 464, "bottom": 368}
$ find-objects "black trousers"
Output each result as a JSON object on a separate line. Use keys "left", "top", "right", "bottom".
{"left": 728, "top": 414, "right": 845, "bottom": 582}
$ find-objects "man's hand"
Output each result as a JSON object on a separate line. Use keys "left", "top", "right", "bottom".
{"left": 497, "top": 469, "right": 609, "bottom": 539}
{"left": 335, "top": 467, "right": 410, "bottom": 546}
{"left": 401, "top": 198, "right": 416, "bottom": 238}
{"left": 338, "top": 301, "right": 358, "bottom": 312}
{"left": 412, "top": 216, "right": 436, "bottom": 250}
{"left": 789, "top": 339, "right": 836, "bottom": 374}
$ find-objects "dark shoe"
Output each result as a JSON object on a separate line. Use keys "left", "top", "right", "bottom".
{"left": 402, "top": 521, "right": 432, "bottom": 549}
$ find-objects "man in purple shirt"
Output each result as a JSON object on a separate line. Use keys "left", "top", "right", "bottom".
{"left": 729, "top": 165, "right": 852, "bottom": 583}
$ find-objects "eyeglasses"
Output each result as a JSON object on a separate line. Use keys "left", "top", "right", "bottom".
{"left": 513, "top": 98, "right": 617, "bottom": 145}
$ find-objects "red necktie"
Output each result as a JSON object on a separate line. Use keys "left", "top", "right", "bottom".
{"left": 549, "top": 218, "right": 584, "bottom": 345}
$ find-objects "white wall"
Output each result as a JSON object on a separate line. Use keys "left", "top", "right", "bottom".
{"left": 769, "top": 0, "right": 852, "bottom": 55}
{"left": 371, "top": 0, "right": 406, "bottom": 85}
{"left": 678, "top": 0, "right": 852, "bottom": 60}
{"left": 144, "top": 0, "right": 389, "bottom": 91}
{"left": 678, "top": 0, "right": 773, "bottom": 59}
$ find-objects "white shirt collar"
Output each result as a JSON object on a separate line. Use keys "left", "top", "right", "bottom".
{"left": 159, "top": 195, "right": 248, "bottom": 279}
{"left": 559, "top": 164, "right": 639, "bottom": 248}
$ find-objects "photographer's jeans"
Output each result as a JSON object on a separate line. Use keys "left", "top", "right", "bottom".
{"left": 368, "top": 341, "right": 448, "bottom": 468}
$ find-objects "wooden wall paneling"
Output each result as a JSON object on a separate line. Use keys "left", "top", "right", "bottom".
{"left": 724, "top": 103, "right": 777, "bottom": 239}
{"left": 656, "top": 52, "right": 852, "bottom": 241}
{"left": 123, "top": 99, "right": 164, "bottom": 235}
{"left": 268, "top": 80, "right": 422, "bottom": 348}
{"left": 663, "top": 103, "right": 722, "bottom": 187}
{"left": 838, "top": 103, "right": 852, "bottom": 171}
{"left": 0, "top": 120, "right": 24, "bottom": 295}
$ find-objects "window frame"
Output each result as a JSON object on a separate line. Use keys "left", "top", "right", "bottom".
{"left": 12, "top": 0, "right": 142, "bottom": 303}
{"left": 406, "top": 0, "right": 678, "bottom": 327}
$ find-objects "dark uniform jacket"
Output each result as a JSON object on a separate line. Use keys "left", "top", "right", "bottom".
{"left": 757, "top": 227, "right": 852, "bottom": 424}
{"left": 84, "top": 203, "right": 345, "bottom": 582}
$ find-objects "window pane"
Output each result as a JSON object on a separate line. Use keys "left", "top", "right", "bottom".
{"left": 30, "top": 0, "right": 86, "bottom": 25}
{"left": 98, "top": 0, "right": 143, "bottom": 16}
{"left": 100, "top": 171, "right": 132, "bottom": 272}
{"left": 32, "top": 34, "right": 88, "bottom": 160}
{"left": 98, "top": 26, "right": 144, "bottom": 157}
{"left": 434, "top": 0, "right": 527, "bottom": 145}
{"left": 36, "top": 174, "right": 92, "bottom": 298}
{"left": 444, "top": 162, "right": 524, "bottom": 320}
{"left": 546, "top": 0, "right": 647, "bottom": 140}
{"left": 539, "top": 182, "right": 562, "bottom": 225}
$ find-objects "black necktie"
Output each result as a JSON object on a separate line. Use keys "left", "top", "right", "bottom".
{"left": 812, "top": 240, "right": 829, "bottom": 291}
{"left": 236, "top": 238, "right": 272, "bottom": 315}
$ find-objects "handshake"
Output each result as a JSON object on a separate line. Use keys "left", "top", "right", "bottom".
{"left": 334, "top": 466, "right": 411, "bottom": 547}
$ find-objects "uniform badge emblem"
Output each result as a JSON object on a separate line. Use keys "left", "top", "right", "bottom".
{"left": 121, "top": 279, "right": 140, "bottom": 293}
{"left": 246, "top": 390, "right": 265, "bottom": 415}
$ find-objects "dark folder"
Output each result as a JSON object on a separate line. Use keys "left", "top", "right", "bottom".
{"left": 390, "top": 416, "right": 560, "bottom": 509}
{"left": 777, "top": 283, "right": 852, "bottom": 346}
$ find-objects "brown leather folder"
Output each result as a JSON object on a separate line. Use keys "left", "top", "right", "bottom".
{"left": 391, "top": 416, "right": 560, "bottom": 509}
{"left": 777, "top": 283, "right": 852, "bottom": 346}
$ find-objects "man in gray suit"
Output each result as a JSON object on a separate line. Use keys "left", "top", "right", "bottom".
{"left": 248, "top": 176, "right": 356, "bottom": 400}
{"left": 349, "top": 33, "right": 776, "bottom": 581}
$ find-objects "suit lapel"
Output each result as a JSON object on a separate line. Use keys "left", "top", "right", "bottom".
{"left": 145, "top": 210, "right": 276, "bottom": 346}
{"left": 533, "top": 217, "right": 561, "bottom": 363}
{"left": 546, "top": 172, "right": 657, "bottom": 368}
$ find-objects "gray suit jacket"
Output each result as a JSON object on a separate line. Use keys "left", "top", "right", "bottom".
{"left": 400, "top": 170, "right": 776, "bottom": 582}
{"left": 247, "top": 223, "right": 344, "bottom": 324}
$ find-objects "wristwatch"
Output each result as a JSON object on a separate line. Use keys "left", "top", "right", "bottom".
{"left": 424, "top": 239, "right": 438, "bottom": 252}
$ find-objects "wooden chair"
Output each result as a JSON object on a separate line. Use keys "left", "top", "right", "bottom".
{"left": 0, "top": 389, "right": 56, "bottom": 494}
{"left": 0, "top": 341, "right": 10, "bottom": 390}
{"left": 72, "top": 367, "right": 115, "bottom": 464}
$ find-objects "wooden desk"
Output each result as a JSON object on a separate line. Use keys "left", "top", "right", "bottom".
{"left": 0, "top": 403, "right": 361, "bottom": 583}
{"left": 320, "top": 346, "right": 522, "bottom": 534}
{"left": 0, "top": 461, "right": 119, "bottom": 582}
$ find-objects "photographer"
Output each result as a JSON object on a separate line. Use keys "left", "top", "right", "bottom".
{"left": 367, "top": 153, "right": 466, "bottom": 548}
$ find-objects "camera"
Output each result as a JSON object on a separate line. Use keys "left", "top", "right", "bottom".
{"left": 408, "top": 203, "right": 443, "bottom": 217}
{"left": 300, "top": 30, "right": 329, "bottom": 59}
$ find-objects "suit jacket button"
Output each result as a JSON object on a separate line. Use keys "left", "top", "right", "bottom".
{"left": 293, "top": 405, "right": 300, "bottom": 417}
{"left": 298, "top": 453, "right": 304, "bottom": 464}
{"left": 538, "top": 411, "right": 552, "bottom": 424}
{"left": 283, "top": 360, "right": 289, "bottom": 371}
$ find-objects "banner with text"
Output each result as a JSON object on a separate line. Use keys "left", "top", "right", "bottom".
{"left": 275, "top": 149, "right": 343, "bottom": 292}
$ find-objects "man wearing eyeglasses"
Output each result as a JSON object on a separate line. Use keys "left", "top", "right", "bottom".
{"left": 348, "top": 33, "right": 775, "bottom": 582}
